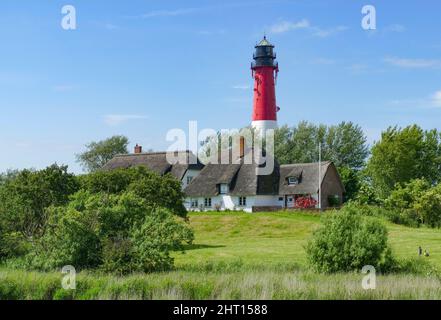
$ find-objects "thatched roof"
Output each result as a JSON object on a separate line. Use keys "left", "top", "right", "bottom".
{"left": 185, "top": 160, "right": 343, "bottom": 198}
{"left": 102, "top": 151, "right": 203, "bottom": 180}
{"left": 279, "top": 161, "right": 332, "bottom": 195}
{"left": 184, "top": 157, "right": 280, "bottom": 197}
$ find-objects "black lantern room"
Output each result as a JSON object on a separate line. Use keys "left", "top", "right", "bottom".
{"left": 252, "top": 36, "right": 277, "bottom": 68}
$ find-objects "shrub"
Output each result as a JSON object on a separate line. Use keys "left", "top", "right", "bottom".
{"left": 25, "top": 192, "right": 193, "bottom": 273}
{"left": 328, "top": 195, "right": 341, "bottom": 207}
{"left": 385, "top": 179, "right": 430, "bottom": 211}
{"left": 79, "top": 166, "right": 187, "bottom": 217}
{"left": 306, "top": 206, "right": 394, "bottom": 273}
{"left": 0, "top": 164, "right": 79, "bottom": 257}
{"left": 385, "top": 179, "right": 441, "bottom": 228}
{"left": 414, "top": 184, "right": 441, "bottom": 228}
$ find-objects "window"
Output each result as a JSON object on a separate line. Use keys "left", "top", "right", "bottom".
{"left": 191, "top": 199, "right": 198, "bottom": 208}
{"left": 187, "top": 176, "right": 193, "bottom": 185}
{"left": 288, "top": 177, "right": 299, "bottom": 185}
{"left": 278, "top": 197, "right": 284, "bottom": 201}
{"left": 219, "top": 184, "right": 229, "bottom": 194}
{"left": 204, "top": 198, "right": 212, "bottom": 207}
{"left": 239, "top": 197, "right": 247, "bottom": 206}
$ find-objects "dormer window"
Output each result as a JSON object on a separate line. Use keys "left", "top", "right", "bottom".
{"left": 288, "top": 177, "right": 299, "bottom": 185}
{"left": 219, "top": 184, "right": 229, "bottom": 194}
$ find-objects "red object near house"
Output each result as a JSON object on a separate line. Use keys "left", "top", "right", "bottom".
{"left": 294, "top": 196, "right": 318, "bottom": 209}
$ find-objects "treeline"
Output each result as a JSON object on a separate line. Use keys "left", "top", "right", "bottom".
{"left": 275, "top": 122, "right": 441, "bottom": 227}
{"left": 0, "top": 165, "right": 193, "bottom": 273}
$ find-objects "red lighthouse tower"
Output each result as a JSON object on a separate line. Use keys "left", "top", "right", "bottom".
{"left": 251, "top": 36, "right": 279, "bottom": 131}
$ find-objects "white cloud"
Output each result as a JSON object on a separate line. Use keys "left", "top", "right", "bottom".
{"left": 140, "top": 8, "right": 200, "bottom": 18}
{"left": 310, "top": 58, "right": 336, "bottom": 65}
{"left": 103, "top": 114, "right": 148, "bottom": 126}
{"left": 311, "top": 25, "right": 348, "bottom": 38}
{"left": 269, "top": 19, "right": 347, "bottom": 38}
{"left": 432, "top": 90, "right": 441, "bottom": 107}
{"left": 388, "top": 90, "right": 441, "bottom": 109}
{"left": 232, "top": 84, "right": 250, "bottom": 90}
{"left": 384, "top": 24, "right": 406, "bottom": 33}
{"left": 103, "top": 23, "right": 120, "bottom": 30}
{"left": 269, "top": 19, "right": 310, "bottom": 34}
{"left": 384, "top": 57, "right": 441, "bottom": 69}
{"left": 198, "top": 29, "right": 226, "bottom": 36}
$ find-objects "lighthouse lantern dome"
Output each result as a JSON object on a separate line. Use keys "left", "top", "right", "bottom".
{"left": 253, "top": 36, "right": 277, "bottom": 68}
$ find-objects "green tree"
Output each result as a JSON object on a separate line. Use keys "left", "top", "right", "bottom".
{"left": 275, "top": 121, "right": 369, "bottom": 200}
{"left": 79, "top": 166, "right": 187, "bottom": 217}
{"left": 414, "top": 185, "right": 441, "bottom": 228}
{"left": 0, "top": 164, "right": 79, "bottom": 241}
{"left": 367, "top": 125, "right": 441, "bottom": 199}
{"left": 306, "top": 206, "right": 393, "bottom": 273}
{"left": 28, "top": 192, "right": 193, "bottom": 273}
{"left": 275, "top": 121, "right": 368, "bottom": 169}
{"left": 76, "top": 135, "right": 129, "bottom": 172}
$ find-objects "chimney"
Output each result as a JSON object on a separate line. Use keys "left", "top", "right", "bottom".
{"left": 134, "top": 144, "right": 142, "bottom": 154}
{"left": 239, "top": 136, "right": 245, "bottom": 158}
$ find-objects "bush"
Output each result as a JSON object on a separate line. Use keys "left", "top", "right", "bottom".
{"left": 79, "top": 166, "right": 187, "bottom": 217}
{"left": 414, "top": 184, "right": 441, "bottom": 228}
{"left": 0, "top": 164, "right": 79, "bottom": 258}
{"left": 25, "top": 192, "right": 193, "bottom": 273}
{"left": 306, "top": 206, "right": 394, "bottom": 273}
{"left": 384, "top": 179, "right": 441, "bottom": 228}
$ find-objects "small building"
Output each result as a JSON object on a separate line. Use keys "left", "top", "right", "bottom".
{"left": 279, "top": 162, "right": 344, "bottom": 210}
{"left": 104, "top": 145, "right": 345, "bottom": 212}
{"left": 184, "top": 161, "right": 280, "bottom": 213}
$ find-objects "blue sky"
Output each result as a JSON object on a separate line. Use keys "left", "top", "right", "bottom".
{"left": 0, "top": 0, "right": 440, "bottom": 173}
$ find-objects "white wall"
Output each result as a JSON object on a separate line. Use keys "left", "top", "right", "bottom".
{"left": 185, "top": 195, "right": 281, "bottom": 213}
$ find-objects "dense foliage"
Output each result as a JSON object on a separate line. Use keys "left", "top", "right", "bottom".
{"left": 306, "top": 206, "right": 393, "bottom": 273}
{"left": 275, "top": 121, "right": 369, "bottom": 200}
{"left": 27, "top": 192, "right": 193, "bottom": 273}
{"left": 0, "top": 165, "right": 79, "bottom": 243}
{"left": 274, "top": 121, "right": 369, "bottom": 169}
{"left": 0, "top": 164, "right": 193, "bottom": 273}
{"left": 79, "top": 166, "right": 187, "bottom": 217}
{"left": 367, "top": 125, "right": 441, "bottom": 199}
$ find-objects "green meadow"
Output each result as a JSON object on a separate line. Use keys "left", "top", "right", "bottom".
{"left": 173, "top": 211, "right": 441, "bottom": 270}
{"left": 2, "top": 211, "right": 441, "bottom": 300}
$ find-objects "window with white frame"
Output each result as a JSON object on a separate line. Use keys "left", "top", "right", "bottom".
{"left": 204, "top": 198, "right": 212, "bottom": 207}
{"left": 239, "top": 197, "right": 247, "bottom": 206}
{"left": 288, "top": 177, "right": 299, "bottom": 185}
{"left": 191, "top": 199, "right": 198, "bottom": 208}
{"left": 219, "top": 184, "right": 229, "bottom": 194}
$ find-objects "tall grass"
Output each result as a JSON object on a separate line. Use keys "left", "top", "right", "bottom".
{"left": 1, "top": 267, "right": 441, "bottom": 300}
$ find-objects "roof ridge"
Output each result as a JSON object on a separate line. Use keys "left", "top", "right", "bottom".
{"left": 114, "top": 150, "right": 193, "bottom": 157}
{"left": 280, "top": 161, "right": 332, "bottom": 167}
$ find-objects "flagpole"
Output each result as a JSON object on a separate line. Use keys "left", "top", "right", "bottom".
{"left": 318, "top": 142, "right": 322, "bottom": 211}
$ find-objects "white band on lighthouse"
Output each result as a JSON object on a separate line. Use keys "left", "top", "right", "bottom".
{"left": 252, "top": 120, "right": 278, "bottom": 132}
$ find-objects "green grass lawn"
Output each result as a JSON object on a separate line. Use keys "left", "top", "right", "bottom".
{"left": 2, "top": 211, "right": 441, "bottom": 300}
{"left": 173, "top": 211, "right": 441, "bottom": 270}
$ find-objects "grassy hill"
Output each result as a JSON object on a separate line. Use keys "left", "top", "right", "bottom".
{"left": 173, "top": 211, "right": 441, "bottom": 270}
{"left": 2, "top": 211, "right": 441, "bottom": 300}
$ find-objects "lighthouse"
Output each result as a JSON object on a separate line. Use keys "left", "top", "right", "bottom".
{"left": 251, "top": 36, "right": 279, "bottom": 132}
